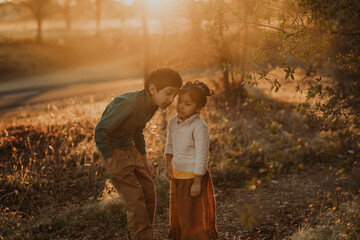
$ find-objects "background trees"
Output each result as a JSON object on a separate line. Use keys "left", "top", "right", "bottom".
{"left": 203, "top": 0, "right": 359, "bottom": 130}
{"left": 0, "top": 0, "right": 358, "bottom": 127}
{"left": 15, "top": 0, "right": 56, "bottom": 42}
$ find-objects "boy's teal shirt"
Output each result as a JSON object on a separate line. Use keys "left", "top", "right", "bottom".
{"left": 95, "top": 89, "right": 158, "bottom": 159}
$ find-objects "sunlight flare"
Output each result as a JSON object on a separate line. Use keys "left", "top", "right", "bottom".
{"left": 123, "top": 0, "right": 133, "bottom": 6}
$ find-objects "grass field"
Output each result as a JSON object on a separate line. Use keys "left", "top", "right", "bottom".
{"left": 1, "top": 69, "right": 359, "bottom": 238}
{"left": 0, "top": 25, "right": 359, "bottom": 238}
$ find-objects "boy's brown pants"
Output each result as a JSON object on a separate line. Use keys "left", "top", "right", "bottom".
{"left": 103, "top": 146, "right": 155, "bottom": 240}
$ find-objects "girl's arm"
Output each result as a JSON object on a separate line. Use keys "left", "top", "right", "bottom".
{"left": 164, "top": 118, "right": 174, "bottom": 155}
{"left": 191, "top": 123, "right": 210, "bottom": 197}
{"left": 165, "top": 118, "right": 175, "bottom": 180}
{"left": 193, "top": 123, "right": 210, "bottom": 176}
{"left": 191, "top": 175, "right": 202, "bottom": 197}
{"left": 166, "top": 154, "right": 174, "bottom": 180}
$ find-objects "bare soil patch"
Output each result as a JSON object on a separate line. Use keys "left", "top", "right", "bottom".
{"left": 153, "top": 165, "right": 360, "bottom": 239}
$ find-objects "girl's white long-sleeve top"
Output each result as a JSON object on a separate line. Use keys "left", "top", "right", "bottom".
{"left": 164, "top": 113, "right": 210, "bottom": 175}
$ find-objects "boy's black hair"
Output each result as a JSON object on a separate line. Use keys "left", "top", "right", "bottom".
{"left": 179, "top": 80, "right": 214, "bottom": 109}
{"left": 144, "top": 67, "right": 183, "bottom": 92}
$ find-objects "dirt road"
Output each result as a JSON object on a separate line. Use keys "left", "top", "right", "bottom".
{"left": 0, "top": 57, "right": 143, "bottom": 111}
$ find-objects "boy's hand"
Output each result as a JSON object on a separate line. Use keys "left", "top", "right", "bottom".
{"left": 141, "top": 154, "right": 154, "bottom": 176}
{"left": 190, "top": 181, "right": 201, "bottom": 197}
{"left": 105, "top": 157, "right": 113, "bottom": 166}
{"left": 166, "top": 165, "right": 175, "bottom": 180}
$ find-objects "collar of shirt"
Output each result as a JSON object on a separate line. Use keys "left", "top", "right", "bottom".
{"left": 176, "top": 113, "right": 200, "bottom": 126}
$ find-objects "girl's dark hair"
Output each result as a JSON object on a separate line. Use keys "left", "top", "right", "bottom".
{"left": 179, "top": 80, "right": 214, "bottom": 108}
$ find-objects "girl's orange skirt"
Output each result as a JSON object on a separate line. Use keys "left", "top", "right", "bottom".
{"left": 169, "top": 170, "right": 218, "bottom": 240}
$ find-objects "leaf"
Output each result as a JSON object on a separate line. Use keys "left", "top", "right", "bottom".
{"left": 285, "top": 72, "right": 289, "bottom": 80}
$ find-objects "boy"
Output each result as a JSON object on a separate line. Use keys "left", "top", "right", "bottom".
{"left": 95, "top": 67, "right": 182, "bottom": 240}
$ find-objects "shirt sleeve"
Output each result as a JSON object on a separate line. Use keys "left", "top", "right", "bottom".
{"left": 193, "top": 123, "right": 210, "bottom": 175}
{"left": 94, "top": 98, "right": 132, "bottom": 159}
{"left": 133, "top": 126, "right": 146, "bottom": 155}
{"left": 164, "top": 119, "right": 174, "bottom": 155}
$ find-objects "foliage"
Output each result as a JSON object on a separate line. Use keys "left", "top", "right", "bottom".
{"left": 203, "top": 0, "right": 359, "bottom": 132}
{"left": 297, "top": 0, "right": 360, "bottom": 128}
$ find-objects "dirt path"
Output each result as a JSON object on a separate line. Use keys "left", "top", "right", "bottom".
{"left": 0, "top": 56, "right": 142, "bottom": 111}
{"left": 153, "top": 165, "right": 360, "bottom": 239}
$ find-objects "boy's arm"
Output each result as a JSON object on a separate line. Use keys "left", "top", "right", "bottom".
{"left": 95, "top": 99, "right": 132, "bottom": 159}
{"left": 141, "top": 154, "right": 154, "bottom": 176}
{"left": 133, "top": 127, "right": 146, "bottom": 155}
{"left": 133, "top": 128, "right": 155, "bottom": 176}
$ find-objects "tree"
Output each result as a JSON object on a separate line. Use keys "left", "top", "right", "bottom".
{"left": 95, "top": 0, "right": 101, "bottom": 35}
{"left": 203, "top": 0, "right": 232, "bottom": 93}
{"left": 141, "top": 0, "right": 149, "bottom": 81}
{"left": 203, "top": 0, "right": 250, "bottom": 98}
{"left": 0, "top": 1, "right": 12, "bottom": 19}
{"left": 205, "top": 0, "right": 359, "bottom": 128}
{"left": 187, "top": 0, "right": 203, "bottom": 42}
{"left": 15, "top": 0, "right": 56, "bottom": 42}
{"left": 58, "top": 0, "right": 77, "bottom": 30}
{"left": 297, "top": 0, "right": 360, "bottom": 127}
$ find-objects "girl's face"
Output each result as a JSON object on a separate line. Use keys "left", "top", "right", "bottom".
{"left": 177, "top": 92, "right": 199, "bottom": 121}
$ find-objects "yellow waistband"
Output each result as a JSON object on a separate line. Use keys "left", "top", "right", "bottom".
{"left": 173, "top": 168, "right": 194, "bottom": 179}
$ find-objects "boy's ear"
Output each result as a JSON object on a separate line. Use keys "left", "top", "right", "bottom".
{"left": 148, "top": 84, "right": 158, "bottom": 96}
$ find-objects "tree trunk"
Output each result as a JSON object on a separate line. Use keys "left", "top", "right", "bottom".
{"left": 95, "top": 0, "right": 101, "bottom": 35}
{"left": 218, "top": 10, "right": 230, "bottom": 93}
{"left": 189, "top": 0, "right": 202, "bottom": 42}
{"left": 142, "top": 0, "right": 149, "bottom": 81}
{"left": 240, "top": 0, "right": 248, "bottom": 75}
{"left": 239, "top": 0, "right": 249, "bottom": 101}
{"left": 64, "top": 0, "right": 71, "bottom": 31}
{"left": 36, "top": 17, "right": 42, "bottom": 43}
{"left": 220, "top": 55, "right": 230, "bottom": 92}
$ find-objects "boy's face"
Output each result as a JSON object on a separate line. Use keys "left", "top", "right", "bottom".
{"left": 176, "top": 92, "right": 199, "bottom": 121}
{"left": 150, "top": 85, "right": 180, "bottom": 109}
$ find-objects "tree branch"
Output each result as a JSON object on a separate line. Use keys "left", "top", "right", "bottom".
{"left": 226, "top": 21, "right": 286, "bottom": 33}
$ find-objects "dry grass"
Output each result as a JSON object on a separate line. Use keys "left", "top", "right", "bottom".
{"left": 290, "top": 195, "right": 360, "bottom": 240}
{"left": 0, "top": 70, "right": 359, "bottom": 238}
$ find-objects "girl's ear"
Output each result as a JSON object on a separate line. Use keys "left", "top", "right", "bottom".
{"left": 148, "top": 84, "right": 158, "bottom": 96}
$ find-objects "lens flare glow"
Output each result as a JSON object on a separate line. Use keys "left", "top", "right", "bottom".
{"left": 123, "top": 0, "right": 133, "bottom": 6}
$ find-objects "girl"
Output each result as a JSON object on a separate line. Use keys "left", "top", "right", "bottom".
{"left": 165, "top": 81, "right": 218, "bottom": 240}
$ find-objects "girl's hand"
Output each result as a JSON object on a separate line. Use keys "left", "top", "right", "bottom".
{"left": 191, "top": 181, "right": 201, "bottom": 197}
{"left": 165, "top": 154, "right": 174, "bottom": 180}
{"left": 166, "top": 166, "right": 175, "bottom": 180}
